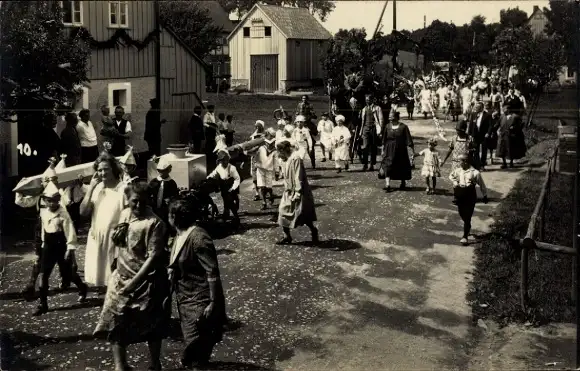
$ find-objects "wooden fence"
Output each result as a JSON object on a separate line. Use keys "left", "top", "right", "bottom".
{"left": 519, "top": 140, "right": 575, "bottom": 310}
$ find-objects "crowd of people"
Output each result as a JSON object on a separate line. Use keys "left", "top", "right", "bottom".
{"left": 10, "top": 68, "right": 534, "bottom": 368}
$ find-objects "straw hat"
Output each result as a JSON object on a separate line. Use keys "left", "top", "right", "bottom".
{"left": 255, "top": 120, "right": 265, "bottom": 127}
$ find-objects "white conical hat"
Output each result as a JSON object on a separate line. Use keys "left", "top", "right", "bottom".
{"left": 156, "top": 157, "right": 172, "bottom": 171}
{"left": 55, "top": 154, "right": 67, "bottom": 171}
{"left": 42, "top": 181, "right": 60, "bottom": 198}
{"left": 119, "top": 146, "right": 136, "bottom": 165}
{"left": 42, "top": 159, "right": 58, "bottom": 178}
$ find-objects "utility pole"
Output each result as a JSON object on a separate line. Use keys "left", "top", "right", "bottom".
{"left": 424, "top": 15, "right": 426, "bottom": 29}
{"left": 575, "top": 0, "right": 580, "bottom": 369}
{"left": 391, "top": 0, "right": 398, "bottom": 93}
{"left": 154, "top": 0, "right": 161, "bottom": 104}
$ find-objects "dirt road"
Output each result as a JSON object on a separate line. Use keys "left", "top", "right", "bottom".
{"left": 0, "top": 112, "right": 525, "bottom": 370}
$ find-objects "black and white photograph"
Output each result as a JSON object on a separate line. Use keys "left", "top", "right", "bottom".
{"left": 0, "top": 0, "right": 578, "bottom": 369}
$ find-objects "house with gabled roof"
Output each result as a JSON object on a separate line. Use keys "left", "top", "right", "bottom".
{"left": 227, "top": 4, "right": 332, "bottom": 93}
{"left": 527, "top": 5, "right": 576, "bottom": 85}
{"left": 198, "top": 1, "right": 234, "bottom": 89}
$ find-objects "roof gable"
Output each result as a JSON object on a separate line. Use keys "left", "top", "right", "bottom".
{"left": 161, "top": 24, "right": 210, "bottom": 71}
{"left": 228, "top": 4, "right": 332, "bottom": 40}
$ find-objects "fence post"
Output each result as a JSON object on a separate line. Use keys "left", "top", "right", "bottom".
{"left": 521, "top": 238, "right": 532, "bottom": 311}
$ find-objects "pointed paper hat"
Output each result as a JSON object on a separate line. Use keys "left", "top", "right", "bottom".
{"left": 42, "top": 158, "right": 58, "bottom": 178}
{"left": 119, "top": 146, "right": 136, "bottom": 165}
{"left": 42, "top": 181, "right": 60, "bottom": 198}
{"left": 156, "top": 157, "right": 172, "bottom": 171}
{"left": 55, "top": 154, "right": 67, "bottom": 171}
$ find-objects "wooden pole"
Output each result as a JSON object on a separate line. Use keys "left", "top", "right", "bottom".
{"left": 154, "top": 0, "right": 161, "bottom": 104}
{"left": 391, "top": 0, "right": 397, "bottom": 93}
{"left": 520, "top": 238, "right": 530, "bottom": 311}
{"left": 575, "top": 1, "right": 580, "bottom": 368}
{"left": 372, "top": 0, "right": 389, "bottom": 38}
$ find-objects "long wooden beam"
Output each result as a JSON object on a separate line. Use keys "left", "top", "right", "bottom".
{"left": 520, "top": 238, "right": 576, "bottom": 255}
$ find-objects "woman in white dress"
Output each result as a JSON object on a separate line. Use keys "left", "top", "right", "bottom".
{"left": 80, "top": 152, "right": 127, "bottom": 288}
{"left": 317, "top": 112, "right": 334, "bottom": 162}
{"left": 420, "top": 88, "right": 432, "bottom": 118}
{"left": 331, "top": 115, "right": 351, "bottom": 173}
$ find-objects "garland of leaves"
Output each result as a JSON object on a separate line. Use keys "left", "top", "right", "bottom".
{"left": 70, "top": 27, "right": 159, "bottom": 51}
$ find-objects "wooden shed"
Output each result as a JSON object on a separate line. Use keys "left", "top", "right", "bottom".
{"left": 227, "top": 4, "right": 332, "bottom": 93}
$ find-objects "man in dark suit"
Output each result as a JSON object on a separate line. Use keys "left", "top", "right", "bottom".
{"left": 188, "top": 106, "right": 205, "bottom": 153}
{"left": 468, "top": 101, "right": 492, "bottom": 170}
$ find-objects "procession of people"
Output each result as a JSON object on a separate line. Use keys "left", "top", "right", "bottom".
{"left": 8, "top": 61, "right": 533, "bottom": 369}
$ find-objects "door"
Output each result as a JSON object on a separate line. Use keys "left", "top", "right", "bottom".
{"left": 251, "top": 55, "right": 279, "bottom": 93}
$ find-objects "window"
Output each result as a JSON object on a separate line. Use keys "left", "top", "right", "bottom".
{"left": 60, "top": 1, "right": 82, "bottom": 26}
{"left": 265, "top": 26, "right": 272, "bottom": 37}
{"left": 108, "top": 82, "right": 132, "bottom": 113}
{"left": 252, "top": 26, "right": 265, "bottom": 38}
{"left": 109, "top": 1, "right": 129, "bottom": 28}
{"left": 568, "top": 67, "right": 575, "bottom": 78}
{"left": 243, "top": 27, "right": 250, "bottom": 37}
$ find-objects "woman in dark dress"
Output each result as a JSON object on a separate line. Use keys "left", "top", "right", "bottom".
{"left": 93, "top": 181, "right": 170, "bottom": 371}
{"left": 496, "top": 102, "right": 526, "bottom": 169}
{"left": 168, "top": 198, "right": 227, "bottom": 370}
{"left": 379, "top": 111, "right": 416, "bottom": 192}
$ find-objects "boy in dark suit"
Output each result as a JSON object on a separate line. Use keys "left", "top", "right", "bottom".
{"left": 148, "top": 158, "right": 179, "bottom": 223}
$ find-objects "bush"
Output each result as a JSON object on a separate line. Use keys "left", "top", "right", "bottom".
{"left": 468, "top": 171, "right": 575, "bottom": 326}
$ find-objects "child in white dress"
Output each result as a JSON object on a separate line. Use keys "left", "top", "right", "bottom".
{"left": 255, "top": 128, "right": 277, "bottom": 209}
{"left": 331, "top": 115, "right": 351, "bottom": 173}
{"left": 317, "top": 112, "right": 334, "bottom": 162}
{"left": 416, "top": 137, "right": 441, "bottom": 194}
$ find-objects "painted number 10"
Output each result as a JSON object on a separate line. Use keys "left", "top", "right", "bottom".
{"left": 17, "top": 143, "right": 37, "bottom": 156}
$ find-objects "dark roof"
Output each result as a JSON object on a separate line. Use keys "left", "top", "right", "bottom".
{"left": 198, "top": 1, "right": 234, "bottom": 32}
{"left": 161, "top": 24, "right": 210, "bottom": 72}
{"left": 229, "top": 4, "right": 332, "bottom": 40}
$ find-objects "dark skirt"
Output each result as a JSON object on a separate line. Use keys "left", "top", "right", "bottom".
{"left": 380, "top": 140, "right": 412, "bottom": 180}
{"left": 176, "top": 288, "right": 226, "bottom": 366}
{"left": 496, "top": 131, "right": 526, "bottom": 160}
{"left": 94, "top": 270, "right": 171, "bottom": 345}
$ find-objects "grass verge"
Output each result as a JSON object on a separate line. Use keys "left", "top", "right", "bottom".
{"left": 468, "top": 169, "right": 575, "bottom": 326}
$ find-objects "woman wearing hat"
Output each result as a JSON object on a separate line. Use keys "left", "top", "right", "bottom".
{"left": 496, "top": 101, "right": 526, "bottom": 169}
{"left": 275, "top": 140, "right": 318, "bottom": 245}
{"left": 207, "top": 150, "right": 241, "bottom": 225}
{"left": 449, "top": 153, "right": 488, "bottom": 245}
{"left": 379, "top": 111, "right": 415, "bottom": 192}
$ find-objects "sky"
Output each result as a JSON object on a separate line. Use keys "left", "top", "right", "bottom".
{"left": 318, "top": 0, "right": 549, "bottom": 36}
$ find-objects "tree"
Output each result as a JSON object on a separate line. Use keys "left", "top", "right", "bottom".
{"left": 0, "top": 1, "right": 91, "bottom": 119}
{"left": 544, "top": 0, "right": 576, "bottom": 69}
{"left": 218, "top": 0, "right": 335, "bottom": 21}
{"left": 159, "top": 1, "right": 223, "bottom": 58}
{"left": 499, "top": 7, "right": 528, "bottom": 29}
{"left": 321, "top": 28, "right": 392, "bottom": 84}
{"left": 492, "top": 25, "right": 565, "bottom": 92}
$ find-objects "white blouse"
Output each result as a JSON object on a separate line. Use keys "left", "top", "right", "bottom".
{"left": 449, "top": 167, "right": 488, "bottom": 197}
